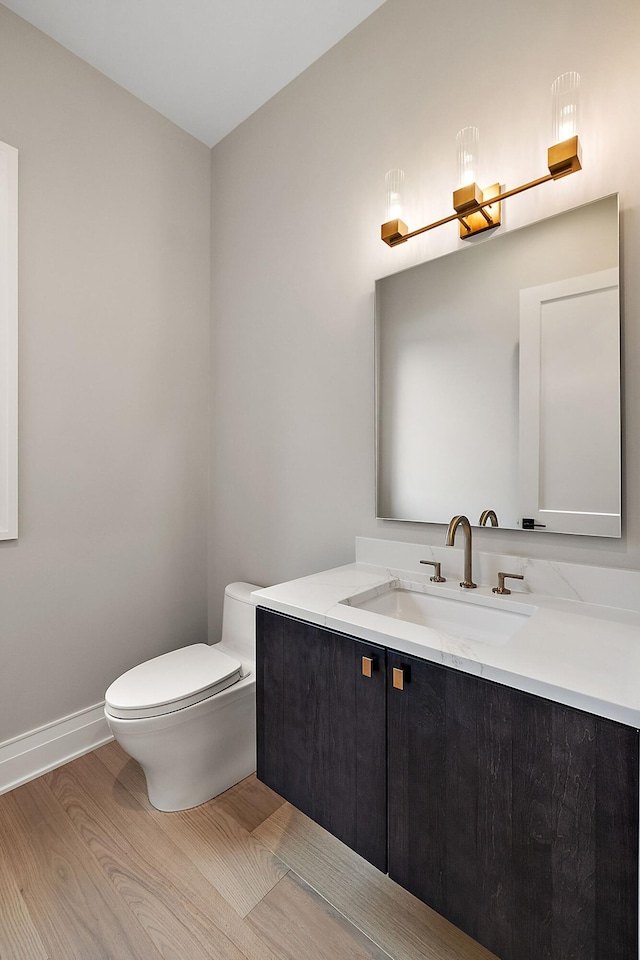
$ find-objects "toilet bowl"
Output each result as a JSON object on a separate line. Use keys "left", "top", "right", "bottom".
{"left": 104, "top": 581, "right": 261, "bottom": 812}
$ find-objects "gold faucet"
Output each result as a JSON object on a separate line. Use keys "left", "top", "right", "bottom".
{"left": 492, "top": 572, "right": 524, "bottom": 595}
{"left": 445, "top": 515, "right": 477, "bottom": 588}
{"left": 479, "top": 509, "right": 498, "bottom": 527}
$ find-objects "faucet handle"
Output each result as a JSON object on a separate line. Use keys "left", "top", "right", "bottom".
{"left": 420, "top": 560, "right": 446, "bottom": 582}
{"left": 492, "top": 572, "right": 524, "bottom": 595}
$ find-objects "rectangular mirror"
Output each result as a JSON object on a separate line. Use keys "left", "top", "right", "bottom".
{"left": 375, "top": 194, "right": 620, "bottom": 536}
{"left": 0, "top": 140, "right": 18, "bottom": 540}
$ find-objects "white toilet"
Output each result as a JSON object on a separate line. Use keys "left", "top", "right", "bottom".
{"left": 104, "top": 581, "right": 261, "bottom": 812}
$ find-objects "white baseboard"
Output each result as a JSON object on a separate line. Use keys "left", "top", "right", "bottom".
{"left": 0, "top": 702, "right": 113, "bottom": 796}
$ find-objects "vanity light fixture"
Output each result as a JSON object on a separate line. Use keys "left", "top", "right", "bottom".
{"left": 381, "top": 73, "right": 582, "bottom": 247}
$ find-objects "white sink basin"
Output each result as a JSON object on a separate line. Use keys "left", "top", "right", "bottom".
{"left": 341, "top": 580, "right": 534, "bottom": 646}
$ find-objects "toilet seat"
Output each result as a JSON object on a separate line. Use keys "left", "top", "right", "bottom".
{"left": 105, "top": 643, "right": 243, "bottom": 720}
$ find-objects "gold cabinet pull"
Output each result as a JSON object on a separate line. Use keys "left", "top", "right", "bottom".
{"left": 393, "top": 667, "right": 405, "bottom": 690}
{"left": 362, "top": 656, "right": 373, "bottom": 678}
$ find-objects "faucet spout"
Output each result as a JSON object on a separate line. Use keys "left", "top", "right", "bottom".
{"left": 445, "top": 515, "right": 477, "bottom": 589}
{"left": 479, "top": 508, "right": 498, "bottom": 527}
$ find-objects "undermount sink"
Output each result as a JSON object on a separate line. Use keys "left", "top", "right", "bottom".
{"left": 341, "top": 579, "right": 534, "bottom": 646}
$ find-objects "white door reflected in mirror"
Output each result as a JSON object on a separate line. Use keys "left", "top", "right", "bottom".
{"left": 519, "top": 269, "right": 620, "bottom": 537}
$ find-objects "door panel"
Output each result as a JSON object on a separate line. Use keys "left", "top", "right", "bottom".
{"left": 387, "top": 650, "right": 638, "bottom": 960}
{"left": 256, "top": 608, "right": 387, "bottom": 870}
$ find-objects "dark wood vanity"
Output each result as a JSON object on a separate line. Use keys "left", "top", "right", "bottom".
{"left": 256, "top": 606, "right": 639, "bottom": 960}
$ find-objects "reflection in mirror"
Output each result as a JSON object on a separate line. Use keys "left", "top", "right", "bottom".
{"left": 375, "top": 194, "right": 620, "bottom": 536}
{"left": 0, "top": 140, "right": 18, "bottom": 540}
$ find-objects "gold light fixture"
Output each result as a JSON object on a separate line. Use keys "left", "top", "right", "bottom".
{"left": 381, "top": 73, "right": 582, "bottom": 247}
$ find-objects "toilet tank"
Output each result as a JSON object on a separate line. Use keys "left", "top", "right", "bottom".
{"left": 219, "top": 582, "right": 262, "bottom": 661}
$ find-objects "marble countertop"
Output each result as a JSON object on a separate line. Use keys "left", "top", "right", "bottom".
{"left": 252, "top": 559, "right": 640, "bottom": 728}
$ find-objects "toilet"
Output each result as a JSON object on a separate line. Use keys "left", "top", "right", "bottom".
{"left": 104, "top": 581, "right": 261, "bottom": 812}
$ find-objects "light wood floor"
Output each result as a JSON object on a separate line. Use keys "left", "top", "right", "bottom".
{"left": 0, "top": 742, "right": 498, "bottom": 960}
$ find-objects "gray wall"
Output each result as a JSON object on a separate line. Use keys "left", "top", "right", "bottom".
{"left": 2, "top": 0, "right": 639, "bottom": 741}
{"left": 0, "top": 6, "right": 211, "bottom": 741}
{"left": 209, "top": 0, "right": 640, "bottom": 637}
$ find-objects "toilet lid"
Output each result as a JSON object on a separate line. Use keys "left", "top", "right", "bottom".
{"left": 105, "top": 643, "right": 243, "bottom": 719}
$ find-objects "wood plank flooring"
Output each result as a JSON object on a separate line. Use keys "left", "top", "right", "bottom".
{"left": 0, "top": 742, "right": 499, "bottom": 960}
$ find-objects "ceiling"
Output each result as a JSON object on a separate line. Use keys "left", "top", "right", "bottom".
{"left": 2, "top": 0, "right": 388, "bottom": 147}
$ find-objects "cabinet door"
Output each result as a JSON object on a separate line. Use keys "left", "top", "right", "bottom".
{"left": 387, "top": 650, "right": 639, "bottom": 960}
{"left": 256, "top": 608, "right": 387, "bottom": 870}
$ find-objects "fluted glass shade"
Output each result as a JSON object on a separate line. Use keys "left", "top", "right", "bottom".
{"left": 384, "top": 169, "right": 405, "bottom": 223}
{"left": 552, "top": 72, "right": 580, "bottom": 143}
{"left": 456, "top": 126, "right": 479, "bottom": 188}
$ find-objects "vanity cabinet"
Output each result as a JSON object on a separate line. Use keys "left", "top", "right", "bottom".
{"left": 256, "top": 608, "right": 639, "bottom": 960}
{"left": 256, "top": 607, "right": 387, "bottom": 871}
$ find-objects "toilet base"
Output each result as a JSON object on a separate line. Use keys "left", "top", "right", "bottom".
{"left": 105, "top": 673, "right": 256, "bottom": 812}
